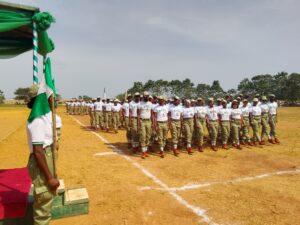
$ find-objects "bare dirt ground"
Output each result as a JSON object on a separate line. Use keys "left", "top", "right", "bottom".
{"left": 0, "top": 106, "right": 299, "bottom": 225}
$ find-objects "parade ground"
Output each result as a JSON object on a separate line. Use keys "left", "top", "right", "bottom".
{"left": 0, "top": 106, "right": 299, "bottom": 225}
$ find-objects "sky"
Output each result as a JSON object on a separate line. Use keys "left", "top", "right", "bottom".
{"left": 1, "top": 0, "right": 300, "bottom": 99}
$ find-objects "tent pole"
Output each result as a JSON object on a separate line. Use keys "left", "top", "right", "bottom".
{"left": 51, "top": 94, "right": 57, "bottom": 179}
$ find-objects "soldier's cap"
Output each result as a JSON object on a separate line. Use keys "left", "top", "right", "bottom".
{"left": 29, "top": 84, "right": 39, "bottom": 97}
{"left": 243, "top": 99, "right": 248, "bottom": 102}
{"left": 125, "top": 99, "right": 128, "bottom": 102}
{"left": 222, "top": 99, "right": 227, "bottom": 103}
{"left": 92, "top": 98, "right": 97, "bottom": 101}
{"left": 253, "top": 98, "right": 259, "bottom": 102}
{"left": 232, "top": 99, "right": 238, "bottom": 103}
{"left": 197, "top": 97, "right": 203, "bottom": 101}
{"left": 217, "top": 98, "right": 222, "bottom": 101}
{"left": 134, "top": 92, "right": 140, "bottom": 96}
{"left": 127, "top": 94, "right": 132, "bottom": 97}
{"left": 173, "top": 96, "right": 180, "bottom": 100}
{"left": 239, "top": 94, "right": 243, "bottom": 97}
{"left": 237, "top": 96, "right": 241, "bottom": 100}
{"left": 208, "top": 97, "right": 214, "bottom": 102}
{"left": 140, "top": 95, "right": 143, "bottom": 98}
{"left": 269, "top": 94, "right": 275, "bottom": 97}
{"left": 185, "top": 99, "right": 191, "bottom": 104}
{"left": 114, "top": 98, "right": 120, "bottom": 102}
{"left": 255, "top": 94, "right": 260, "bottom": 97}
{"left": 261, "top": 96, "right": 267, "bottom": 101}
{"left": 143, "top": 91, "right": 149, "bottom": 96}
{"left": 149, "top": 95, "right": 153, "bottom": 99}
{"left": 191, "top": 99, "right": 196, "bottom": 102}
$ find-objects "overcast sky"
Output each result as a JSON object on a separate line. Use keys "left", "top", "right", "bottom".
{"left": 1, "top": 0, "right": 300, "bottom": 99}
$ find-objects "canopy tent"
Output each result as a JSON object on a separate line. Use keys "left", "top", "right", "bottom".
{"left": 0, "top": 1, "right": 55, "bottom": 59}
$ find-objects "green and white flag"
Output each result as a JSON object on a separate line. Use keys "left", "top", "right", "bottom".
{"left": 28, "top": 57, "right": 56, "bottom": 123}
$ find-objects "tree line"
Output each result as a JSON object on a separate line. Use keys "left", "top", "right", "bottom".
{"left": 116, "top": 72, "right": 300, "bottom": 104}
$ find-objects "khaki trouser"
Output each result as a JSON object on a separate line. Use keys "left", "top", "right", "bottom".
{"left": 75, "top": 106, "right": 79, "bottom": 115}
{"left": 241, "top": 117, "right": 251, "bottom": 142}
{"left": 183, "top": 118, "right": 194, "bottom": 145}
{"left": 90, "top": 111, "right": 95, "bottom": 127}
{"left": 112, "top": 112, "right": 120, "bottom": 131}
{"left": 195, "top": 118, "right": 206, "bottom": 146}
{"left": 27, "top": 146, "right": 55, "bottom": 225}
{"left": 157, "top": 121, "right": 168, "bottom": 149}
{"left": 104, "top": 111, "right": 112, "bottom": 129}
{"left": 139, "top": 119, "right": 152, "bottom": 147}
{"left": 170, "top": 120, "right": 181, "bottom": 146}
{"left": 208, "top": 121, "right": 219, "bottom": 146}
{"left": 261, "top": 114, "right": 270, "bottom": 140}
{"left": 251, "top": 116, "right": 261, "bottom": 142}
{"left": 131, "top": 118, "right": 139, "bottom": 147}
{"left": 95, "top": 111, "right": 103, "bottom": 128}
{"left": 220, "top": 121, "right": 230, "bottom": 144}
{"left": 231, "top": 119, "right": 241, "bottom": 144}
{"left": 269, "top": 114, "right": 277, "bottom": 138}
{"left": 70, "top": 106, "right": 74, "bottom": 115}
{"left": 124, "top": 117, "right": 131, "bottom": 142}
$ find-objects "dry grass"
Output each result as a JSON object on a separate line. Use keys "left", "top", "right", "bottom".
{"left": 0, "top": 106, "right": 299, "bottom": 225}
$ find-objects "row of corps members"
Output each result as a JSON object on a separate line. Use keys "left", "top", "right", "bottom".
{"left": 66, "top": 98, "right": 123, "bottom": 132}
{"left": 123, "top": 92, "right": 279, "bottom": 159}
{"left": 66, "top": 99, "right": 89, "bottom": 115}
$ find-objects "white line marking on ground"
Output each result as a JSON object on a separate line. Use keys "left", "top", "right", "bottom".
{"left": 138, "top": 168, "right": 300, "bottom": 192}
{"left": 0, "top": 126, "right": 22, "bottom": 143}
{"left": 94, "top": 152, "right": 118, "bottom": 156}
{"left": 71, "top": 116, "right": 219, "bottom": 225}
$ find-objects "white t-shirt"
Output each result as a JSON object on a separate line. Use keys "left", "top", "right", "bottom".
{"left": 169, "top": 104, "right": 183, "bottom": 120}
{"left": 194, "top": 106, "right": 208, "bottom": 119}
{"left": 56, "top": 115, "right": 62, "bottom": 128}
{"left": 250, "top": 106, "right": 262, "bottom": 116}
{"left": 138, "top": 101, "right": 152, "bottom": 119}
{"left": 151, "top": 103, "right": 158, "bottom": 111}
{"left": 129, "top": 101, "right": 139, "bottom": 117}
{"left": 94, "top": 102, "right": 103, "bottom": 111}
{"left": 240, "top": 106, "right": 250, "bottom": 118}
{"left": 268, "top": 102, "right": 278, "bottom": 115}
{"left": 207, "top": 106, "right": 219, "bottom": 121}
{"left": 260, "top": 103, "right": 269, "bottom": 114}
{"left": 182, "top": 107, "right": 195, "bottom": 119}
{"left": 112, "top": 104, "right": 122, "bottom": 112}
{"left": 122, "top": 102, "right": 130, "bottom": 117}
{"left": 154, "top": 105, "right": 169, "bottom": 122}
{"left": 27, "top": 112, "right": 53, "bottom": 153}
{"left": 231, "top": 108, "right": 242, "bottom": 120}
{"left": 218, "top": 108, "right": 232, "bottom": 121}
{"left": 104, "top": 102, "right": 113, "bottom": 111}
{"left": 226, "top": 102, "right": 232, "bottom": 109}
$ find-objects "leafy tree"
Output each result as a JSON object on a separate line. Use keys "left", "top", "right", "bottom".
{"left": 238, "top": 78, "right": 255, "bottom": 96}
{"left": 128, "top": 82, "right": 144, "bottom": 95}
{"left": 0, "top": 90, "right": 5, "bottom": 104}
{"left": 251, "top": 74, "right": 274, "bottom": 95}
{"left": 14, "top": 87, "right": 31, "bottom": 101}
{"left": 195, "top": 83, "right": 211, "bottom": 99}
{"left": 210, "top": 80, "right": 224, "bottom": 98}
{"left": 285, "top": 73, "right": 300, "bottom": 103}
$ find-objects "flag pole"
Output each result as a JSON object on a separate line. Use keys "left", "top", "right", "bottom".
{"left": 51, "top": 94, "right": 57, "bottom": 179}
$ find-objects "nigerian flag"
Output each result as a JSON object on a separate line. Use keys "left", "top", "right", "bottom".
{"left": 28, "top": 57, "right": 56, "bottom": 123}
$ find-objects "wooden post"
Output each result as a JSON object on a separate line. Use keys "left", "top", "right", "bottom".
{"left": 51, "top": 94, "right": 57, "bottom": 178}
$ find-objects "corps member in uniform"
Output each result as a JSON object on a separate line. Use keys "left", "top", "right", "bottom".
{"left": 230, "top": 100, "right": 243, "bottom": 150}
{"left": 122, "top": 95, "right": 132, "bottom": 147}
{"left": 112, "top": 99, "right": 122, "bottom": 133}
{"left": 104, "top": 99, "right": 113, "bottom": 132}
{"left": 260, "top": 96, "right": 272, "bottom": 144}
{"left": 94, "top": 97, "right": 103, "bottom": 130}
{"left": 137, "top": 92, "right": 153, "bottom": 156}
{"left": 218, "top": 99, "right": 231, "bottom": 149}
{"left": 168, "top": 96, "right": 183, "bottom": 156}
{"left": 206, "top": 98, "right": 219, "bottom": 151}
{"left": 250, "top": 98, "right": 263, "bottom": 145}
{"left": 182, "top": 100, "right": 195, "bottom": 154}
{"left": 153, "top": 96, "right": 169, "bottom": 158}
{"left": 194, "top": 98, "right": 207, "bottom": 151}
{"left": 27, "top": 86, "right": 60, "bottom": 225}
{"left": 240, "top": 99, "right": 252, "bottom": 145}
{"left": 129, "top": 93, "right": 140, "bottom": 153}
{"left": 268, "top": 94, "right": 280, "bottom": 144}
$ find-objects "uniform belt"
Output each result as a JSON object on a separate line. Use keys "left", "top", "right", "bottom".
{"left": 183, "top": 118, "right": 193, "bottom": 120}
{"left": 95, "top": 110, "right": 102, "bottom": 112}
{"left": 231, "top": 118, "right": 241, "bottom": 121}
{"left": 209, "top": 120, "right": 218, "bottom": 122}
{"left": 141, "top": 118, "right": 151, "bottom": 120}
{"left": 171, "top": 119, "right": 181, "bottom": 121}
{"left": 221, "top": 120, "right": 230, "bottom": 122}
{"left": 253, "top": 115, "right": 261, "bottom": 118}
{"left": 157, "top": 121, "right": 168, "bottom": 123}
